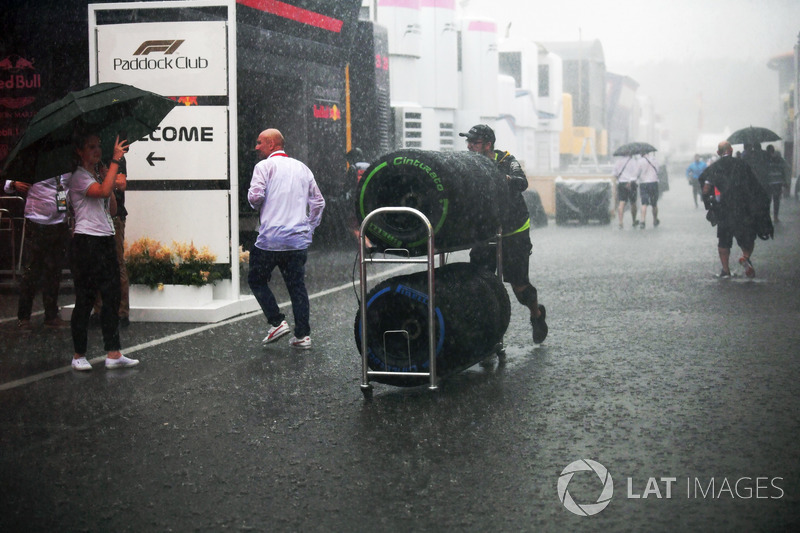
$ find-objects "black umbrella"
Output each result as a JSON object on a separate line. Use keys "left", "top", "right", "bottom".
{"left": 613, "top": 142, "right": 657, "bottom": 156}
{"left": 727, "top": 126, "right": 781, "bottom": 145}
{"left": 1, "top": 82, "right": 177, "bottom": 183}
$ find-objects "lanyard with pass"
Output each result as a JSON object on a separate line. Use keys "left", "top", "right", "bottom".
{"left": 55, "top": 176, "right": 67, "bottom": 212}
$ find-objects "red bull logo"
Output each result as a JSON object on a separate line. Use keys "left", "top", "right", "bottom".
{"left": 0, "top": 54, "right": 41, "bottom": 90}
{"left": 173, "top": 96, "right": 199, "bottom": 106}
{"left": 0, "top": 54, "right": 42, "bottom": 110}
{"left": 0, "top": 56, "right": 35, "bottom": 70}
{"left": 313, "top": 103, "right": 341, "bottom": 121}
{"left": 1, "top": 74, "right": 41, "bottom": 90}
{"left": 1, "top": 54, "right": 42, "bottom": 161}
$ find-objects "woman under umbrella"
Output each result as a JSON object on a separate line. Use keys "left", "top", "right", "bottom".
{"left": 68, "top": 131, "right": 139, "bottom": 371}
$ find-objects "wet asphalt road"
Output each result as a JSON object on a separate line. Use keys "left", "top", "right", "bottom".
{"left": 1, "top": 177, "right": 799, "bottom": 532}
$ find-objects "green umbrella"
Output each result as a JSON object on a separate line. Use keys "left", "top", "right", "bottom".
{"left": 1, "top": 82, "right": 177, "bottom": 183}
{"left": 613, "top": 142, "right": 657, "bottom": 156}
{"left": 727, "top": 126, "right": 781, "bottom": 145}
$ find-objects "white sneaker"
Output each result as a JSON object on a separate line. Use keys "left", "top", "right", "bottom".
{"left": 289, "top": 336, "right": 311, "bottom": 349}
{"left": 72, "top": 357, "right": 92, "bottom": 371}
{"left": 262, "top": 320, "right": 290, "bottom": 343}
{"left": 105, "top": 354, "right": 140, "bottom": 369}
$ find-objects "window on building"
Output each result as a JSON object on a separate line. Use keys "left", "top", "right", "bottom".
{"left": 538, "top": 64, "right": 549, "bottom": 97}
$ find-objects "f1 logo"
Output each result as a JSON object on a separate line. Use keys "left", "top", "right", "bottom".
{"left": 133, "top": 40, "right": 185, "bottom": 55}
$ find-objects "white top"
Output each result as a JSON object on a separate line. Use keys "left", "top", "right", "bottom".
{"left": 4, "top": 176, "right": 69, "bottom": 225}
{"left": 66, "top": 166, "right": 114, "bottom": 237}
{"left": 613, "top": 156, "right": 640, "bottom": 183}
{"left": 248, "top": 151, "right": 325, "bottom": 251}
{"left": 637, "top": 153, "right": 659, "bottom": 184}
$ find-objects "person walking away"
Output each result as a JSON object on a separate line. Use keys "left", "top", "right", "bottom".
{"left": 741, "top": 143, "right": 770, "bottom": 193}
{"left": 764, "top": 145, "right": 789, "bottom": 223}
{"left": 459, "top": 124, "right": 548, "bottom": 344}
{"left": 92, "top": 156, "right": 130, "bottom": 326}
{"left": 638, "top": 152, "right": 661, "bottom": 229}
{"left": 248, "top": 128, "right": 325, "bottom": 349}
{"left": 699, "top": 141, "right": 773, "bottom": 278}
{"left": 67, "top": 132, "right": 138, "bottom": 370}
{"left": 613, "top": 154, "right": 640, "bottom": 229}
{"left": 4, "top": 176, "right": 71, "bottom": 330}
{"left": 686, "top": 154, "right": 707, "bottom": 208}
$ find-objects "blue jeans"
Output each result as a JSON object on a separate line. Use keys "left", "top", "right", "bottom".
{"left": 248, "top": 247, "right": 310, "bottom": 338}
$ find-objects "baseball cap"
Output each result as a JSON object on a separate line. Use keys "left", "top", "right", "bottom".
{"left": 459, "top": 124, "right": 495, "bottom": 143}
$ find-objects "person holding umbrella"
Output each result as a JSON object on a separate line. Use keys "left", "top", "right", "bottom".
{"left": 68, "top": 132, "right": 138, "bottom": 371}
{"left": 699, "top": 141, "right": 773, "bottom": 278}
{"left": 0, "top": 83, "right": 176, "bottom": 366}
{"left": 612, "top": 154, "right": 640, "bottom": 229}
{"left": 637, "top": 151, "right": 661, "bottom": 229}
{"left": 764, "top": 145, "right": 789, "bottom": 223}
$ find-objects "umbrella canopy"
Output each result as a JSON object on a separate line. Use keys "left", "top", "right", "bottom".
{"left": 613, "top": 142, "right": 657, "bottom": 157}
{"left": 727, "top": 126, "right": 781, "bottom": 145}
{"left": 1, "top": 82, "right": 177, "bottom": 183}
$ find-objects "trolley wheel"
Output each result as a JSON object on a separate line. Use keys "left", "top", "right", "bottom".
{"left": 360, "top": 384, "right": 373, "bottom": 400}
{"left": 479, "top": 354, "right": 496, "bottom": 369}
{"left": 496, "top": 342, "right": 506, "bottom": 365}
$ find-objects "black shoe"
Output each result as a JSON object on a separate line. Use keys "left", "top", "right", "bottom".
{"left": 119, "top": 316, "right": 130, "bottom": 328}
{"left": 531, "top": 304, "right": 548, "bottom": 344}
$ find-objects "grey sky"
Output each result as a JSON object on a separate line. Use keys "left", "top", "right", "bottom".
{"left": 461, "top": 0, "right": 799, "bottom": 67}
{"left": 460, "top": 0, "right": 800, "bottom": 153}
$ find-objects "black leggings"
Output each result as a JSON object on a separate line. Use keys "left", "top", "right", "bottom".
{"left": 770, "top": 183, "right": 783, "bottom": 219}
{"left": 71, "top": 234, "right": 121, "bottom": 354}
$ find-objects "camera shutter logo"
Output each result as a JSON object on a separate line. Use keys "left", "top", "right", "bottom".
{"left": 557, "top": 459, "right": 614, "bottom": 516}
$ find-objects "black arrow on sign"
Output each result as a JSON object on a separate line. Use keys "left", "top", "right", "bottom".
{"left": 146, "top": 152, "right": 166, "bottom": 166}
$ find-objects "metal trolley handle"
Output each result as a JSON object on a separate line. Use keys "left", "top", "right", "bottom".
{"left": 358, "top": 207, "right": 437, "bottom": 396}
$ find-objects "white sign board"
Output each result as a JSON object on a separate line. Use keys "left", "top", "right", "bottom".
{"left": 90, "top": 1, "right": 241, "bottom": 316}
{"left": 126, "top": 105, "right": 228, "bottom": 180}
{"left": 96, "top": 20, "right": 228, "bottom": 96}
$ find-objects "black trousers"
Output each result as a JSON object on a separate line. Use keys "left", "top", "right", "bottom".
{"left": 70, "top": 234, "right": 120, "bottom": 354}
{"left": 769, "top": 183, "right": 783, "bottom": 218}
{"left": 17, "top": 221, "right": 69, "bottom": 321}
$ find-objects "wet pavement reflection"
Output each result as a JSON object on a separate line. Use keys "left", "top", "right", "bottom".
{"left": 2, "top": 177, "right": 799, "bottom": 531}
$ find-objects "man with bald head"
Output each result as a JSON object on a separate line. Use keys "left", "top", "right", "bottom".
{"left": 698, "top": 141, "right": 772, "bottom": 278}
{"left": 247, "top": 128, "right": 326, "bottom": 348}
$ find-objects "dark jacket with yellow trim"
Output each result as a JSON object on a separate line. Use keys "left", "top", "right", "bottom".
{"left": 493, "top": 149, "right": 530, "bottom": 234}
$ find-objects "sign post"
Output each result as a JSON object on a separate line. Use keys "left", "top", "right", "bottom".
{"left": 88, "top": 0, "right": 252, "bottom": 322}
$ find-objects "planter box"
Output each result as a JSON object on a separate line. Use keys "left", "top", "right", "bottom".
{"left": 129, "top": 284, "right": 214, "bottom": 308}
{"left": 63, "top": 281, "right": 258, "bottom": 324}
